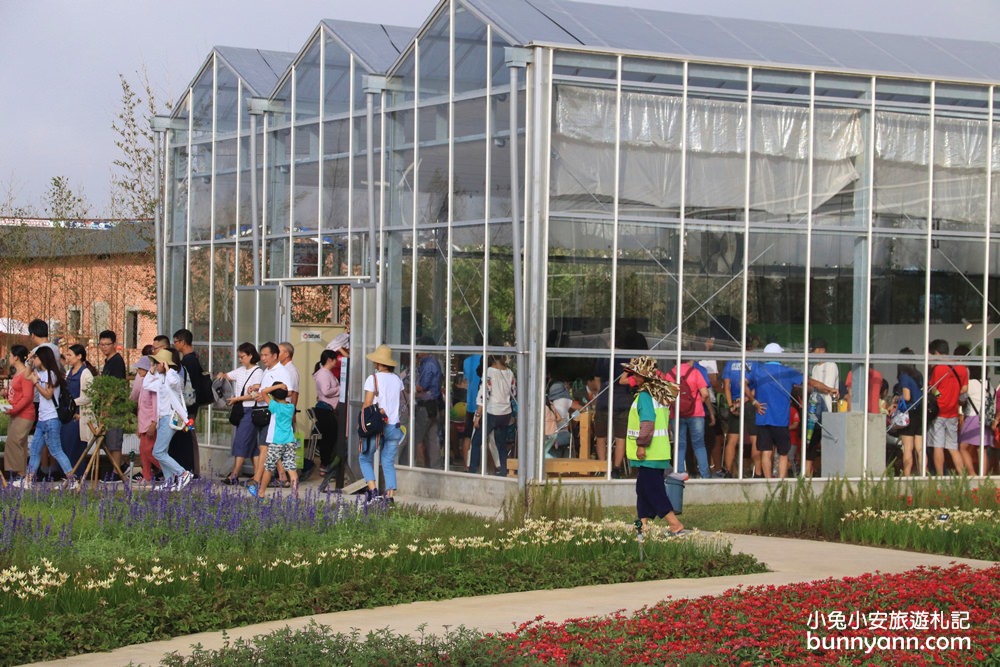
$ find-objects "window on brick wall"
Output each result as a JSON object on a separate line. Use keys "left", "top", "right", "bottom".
{"left": 124, "top": 309, "right": 139, "bottom": 350}
{"left": 93, "top": 302, "right": 109, "bottom": 336}
{"left": 67, "top": 307, "right": 82, "bottom": 335}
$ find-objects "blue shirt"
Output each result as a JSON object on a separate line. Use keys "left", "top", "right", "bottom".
{"left": 416, "top": 354, "right": 443, "bottom": 401}
{"left": 898, "top": 373, "right": 922, "bottom": 410}
{"left": 463, "top": 355, "right": 482, "bottom": 410}
{"left": 268, "top": 400, "right": 296, "bottom": 445}
{"left": 721, "top": 360, "right": 754, "bottom": 401}
{"left": 750, "top": 362, "right": 803, "bottom": 427}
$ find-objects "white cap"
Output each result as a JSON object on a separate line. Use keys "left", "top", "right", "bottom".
{"left": 763, "top": 342, "right": 784, "bottom": 354}
{"left": 326, "top": 333, "right": 350, "bottom": 352}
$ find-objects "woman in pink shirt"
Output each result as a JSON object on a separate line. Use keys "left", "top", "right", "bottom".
{"left": 313, "top": 349, "right": 342, "bottom": 483}
{"left": 129, "top": 345, "right": 159, "bottom": 483}
{"left": 4, "top": 345, "right": 35, "bottom": 482}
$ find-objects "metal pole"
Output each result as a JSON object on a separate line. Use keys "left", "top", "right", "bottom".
{"left": 249, "top": 112, "right": 261, "bottom": 286}
{"left": 153, "top": 128, "right": 165, "bottom": 325}
{"left": 509, "top": 64, "right": 527, "bottom": 487}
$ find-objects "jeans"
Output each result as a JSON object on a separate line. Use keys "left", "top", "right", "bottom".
{"left": 676, "top": 416, "right": 710, "bottom": 478}
{"left": 154, "top": 415, "right": 187, "bottom": 482}
{"left": 28, "top": 418, "right": 74, "bottom": 477}
{"left": 469, "top": 413, "right": 512, "bottom": 475}
{"left": 359, "top": 423, "right": 403, "bottom": 491}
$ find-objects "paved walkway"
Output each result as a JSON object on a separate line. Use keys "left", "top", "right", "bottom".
{"left": 31, "top": 499, "right": 997, "bottom": 667}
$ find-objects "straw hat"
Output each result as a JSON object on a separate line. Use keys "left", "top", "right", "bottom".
{"left": 149, "top": 348, "right": 177, "bottom": 367}
{"left": 366, "top": 344, "right": 398, "bottom": 368}
{"left": 621, "top": 355, "right": 659, "bottom": 379}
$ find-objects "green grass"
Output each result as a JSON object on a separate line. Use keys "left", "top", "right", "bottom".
{"left": 0, "top": 486, "right": 765, "bottom": 665}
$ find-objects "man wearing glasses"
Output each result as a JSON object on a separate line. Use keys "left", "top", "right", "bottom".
{"left": 99, "top": 330, "right": 127, "bottom": 471}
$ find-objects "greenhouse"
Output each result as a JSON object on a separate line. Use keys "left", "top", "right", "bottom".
{"left": 156, "top": 0, "right": 1000, "bottom": 497}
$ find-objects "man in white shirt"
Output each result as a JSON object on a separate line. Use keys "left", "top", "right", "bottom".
{"left": 247, "top": 342, "right": 290, "bottom": 496}
{"left": 278, "top": 342, "right": 300, "bottom": 409}
{"left": 806, "top": 338, "right": 839, "bottom": 477}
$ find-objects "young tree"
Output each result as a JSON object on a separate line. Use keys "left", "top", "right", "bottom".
{"left": 109, "top": 70, "right": 165, "bottom": 219}
{"left": 44, "top": 175, "right": 90, "bottom": 219}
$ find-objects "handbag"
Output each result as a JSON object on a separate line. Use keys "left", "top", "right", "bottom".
{"left": 251, "top": 406, "right": 271, "bottom": 429}
{"left": 358, "top": 374, "right": 387, "bottom": 440}
{"left": 229, "top": 370, "right": 259, "bottom": 426}
{"left": 168, "top": 410, "right": 187, "bottom": 431}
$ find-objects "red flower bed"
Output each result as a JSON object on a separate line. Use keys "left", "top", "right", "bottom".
{"left": 484, "top": 565, "right": 1000, "bottom": 665}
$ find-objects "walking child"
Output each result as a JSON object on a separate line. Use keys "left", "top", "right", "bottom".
{"left": 256, "top": 383, "right": 298, "bottom": 497}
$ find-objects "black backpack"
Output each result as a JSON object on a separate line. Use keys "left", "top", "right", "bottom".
{"left": 357, "top": 374, "right": 386, "bottom": 450}
{"left": 56, "top": 385, "right": 77, "bottom": 424}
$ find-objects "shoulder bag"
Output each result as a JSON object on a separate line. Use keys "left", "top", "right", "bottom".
{"left": 229, "top": 369, "right": 259, "bottom": 427}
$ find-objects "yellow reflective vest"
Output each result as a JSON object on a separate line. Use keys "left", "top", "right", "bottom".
{"left": 625, "top": 390, "right": 672, "bottom": 463}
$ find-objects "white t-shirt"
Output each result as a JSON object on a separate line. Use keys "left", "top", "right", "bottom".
{"left": 963, "top": 378, "right": 991, "bottom": 417}
{"left": 36, "top": 370, "right": 59, "bottom": 422}
{"left": 143, "top": 368, "right": 187, "bottom": 419}
{"left": 260, "top": 362, "right": 292, "bottom": 443}
{"left": 283, "top": 360, "right": 300, "bottom": 395}
{"left": 698, "top": 359, "right": 719, "bottom": 402}
{"left": 226, "top": 365, "right": 263, "bottom": 407}
{"left": 811, "top": 360, "right": 840, "bottom": 412}
{"left": 477, "top": 367, "right": 516, "bottom": 416}
{"left": 364, "top": 371, "right": 404, "bottom": 425}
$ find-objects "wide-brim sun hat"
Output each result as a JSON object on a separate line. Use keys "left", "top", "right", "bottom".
{"left": 620, "top": 355, "right": 659, "bottom": 379}
{"left": 149, "top": 348, "right": 177, "bottom": 367}
{"left": 366, "top": 344, "right": 398, "bottom": 368}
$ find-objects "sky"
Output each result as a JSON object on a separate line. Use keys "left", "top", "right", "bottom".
{"left": 3, "top": 0, "right": 1000, "bottom": 216}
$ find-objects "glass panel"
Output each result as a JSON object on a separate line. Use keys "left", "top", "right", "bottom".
{"left": 870, "top": 233, "right": 928, "bottom": 367}
{"left": 452, "top": 2, "right": 489, "bottom": 95}
{"left": 682, "top": 225, "right": 745, "bottom": 352}
{"left": 214, "top": 139, "right": 238, "bottom": 241}
{"left": 188, "top": 246, "right": 211, "bottom": 341}
{"left": 547, "top": 216, "right": 612, "bottom": 348}
{"left": 321, "top": 117, "right": 351, "bottom": 241}
{"left": 384, "top": 230, "right": 413, "bottom": 346}
{"left": 189, "top": 141, "right": 213, "bottom": 242}
{"left": 813, "top": 75, "right": 869, "bottom": 229}
{"left": 212, "top": 245, "right": 235, "bottom": 342}
{"left": 411, "top": 348, "right": 447, "bottom": 470}
{"left": 617, "top": 221, "right": 678, "bottom": 352}
{"left": 874, "top": 80, "right": 931, "bottom": 231}
{"left": 451, "top": 224, "right": 484, "bottom": 346}
{"left": 749, "top": 70, "right": 811, "bottom": 227}
{"left": 257, "top": 289, "right": 277, "bottom": 345}
{"left": 215, "top": 65, "right": 240, "bottom": 135}
{"left": 453, "top": 98, "right": 487, "bottom": 222}
{"left": 417, "top": 11, "right": 451, "bottom": 98}
{"left": 235, "top": 289, "right": 257, "bottom": 346}
{"left": 191, "top": 65, "right": 213, "bottom": 137}
{"left": 168, "top": 137, "right": 189, "bottom": 244}
{"left": 167, "top": 247, "right": 187, "bottom": 334}
{"left": 747, "top": 229, "right": 806, "bottom": 350}
{"left": 324, "top": 31, "right": 353, "bottom": 114}
{"left": 487, "top": 222, "right": 515, "bottom": 347}
{"left": 807, "top": 232, "right": 859, "bottom": 354}
{"left": 236, "top": 243, "right": 255, "bottom": 288}
{"left": 385, "top": 112, "right": 415, "bottom": 228}
{"left": 293, "top": 122, "right": 320, "bottom": 233}
{"left": 349, "top": 114, "right": 371, "bottom": 276}
{"left": 415, "top": 225, "right": 450, "bottom": 342}
{"left": 267, "top": 238, "right": 287, "bottom": 280}
{"left": 291, "top": 237, "right": 318, "bottom": 277}
{"left": 686, "top": 64, "right": 748, "bottom": 224}
{"left": 321, "top": 234, "right": 349, "bottom": 276}
{"left": 295, "top": 37, "right": 322, "bottom": 121}
{"left": 933, "top": 84, "right": 990, "bottom": 232}
{"left": 416, "top": 103, "right": 450, "bottom": 225}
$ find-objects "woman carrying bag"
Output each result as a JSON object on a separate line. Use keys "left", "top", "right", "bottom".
{"left": 17, "top": 346, "right": 77, "bottom": 489}
{"left": 218, "top": 342, "right": 263, "bottom": 485}
{"left": 469, "top": 355, "right": 517, "bottom": 476}
{"left": 359, "top": 345, "right": 405, "bottom": 504}
{"left": 61, "top": 344, "right": 96, "bottom": 470}
{"left": 143, "top": 349, "right": 193, "bottom": 491}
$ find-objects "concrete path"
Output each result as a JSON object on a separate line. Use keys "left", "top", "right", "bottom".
{"left": 29, "top": 501, "right": 997, "bottom": 667}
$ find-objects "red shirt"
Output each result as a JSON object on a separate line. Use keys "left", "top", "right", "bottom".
{"left": 846, "top": 368, "right": 883, "bottom": 415}
{"left": 7, "top": 372, "right": 36, "bottom": 421}
{"left": 930, "top": 364, "right": 967, "bottom": 419}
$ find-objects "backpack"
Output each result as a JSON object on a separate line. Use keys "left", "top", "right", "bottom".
{"left": 357, "top": 374, "right": 387, "bottom": 447}
{"left": 985, "top": 380, "right": 996, "bottom": 424}
{"left": 676, "top": 366, "right": 698, "bottom": 418}
{"left": 193, "top": 371, "right": 214, "bottom": 406}
{"left": 55, "top": 384, "right": 77, "bottom": 424}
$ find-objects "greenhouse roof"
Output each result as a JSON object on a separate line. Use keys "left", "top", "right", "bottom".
{"left": 214, "top": 47, "right": 296, "bottom": 97}
{"left": 464, "top": 0, "right": 1000, "bottom": 82}
{"left": 320, "top": 20, "right": 416, "bottom": 73}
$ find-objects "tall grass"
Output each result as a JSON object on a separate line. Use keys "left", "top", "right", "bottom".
{"left": 756, "top": 473, "right": 1000, "bottom": 541}
{"left": 501, "top": 481, "right": 604, "bottom": 523}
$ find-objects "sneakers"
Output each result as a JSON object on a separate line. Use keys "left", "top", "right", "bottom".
{"left": 64, "top": 477, "right": 80, "bottom": 491}
{"left": 669, "top": 528, "right": 691, "bottom": 537}
{"left": 11, "top": 477, "right": 31, "bottom": 489}
{"left": 152, "top": 481, "right": 172, "bottom": 491}
{"left": 247, "top": 483, "right": 259, "bottom": 498}
{"left": 175, "top": 471, "right": 193, "bottom": 491}
{"left": 363, "top": 487, "right": 381, "bottom": 503}
{"left": 668, "top": 471, "right": 690, "bottom": 482}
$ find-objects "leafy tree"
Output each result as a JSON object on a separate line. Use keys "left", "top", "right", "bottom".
{"left": 44, "top": 175, "right": 90, "bottom": 219}
{"left": 109, "top": 70, "right": 163, "bottom": 219}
